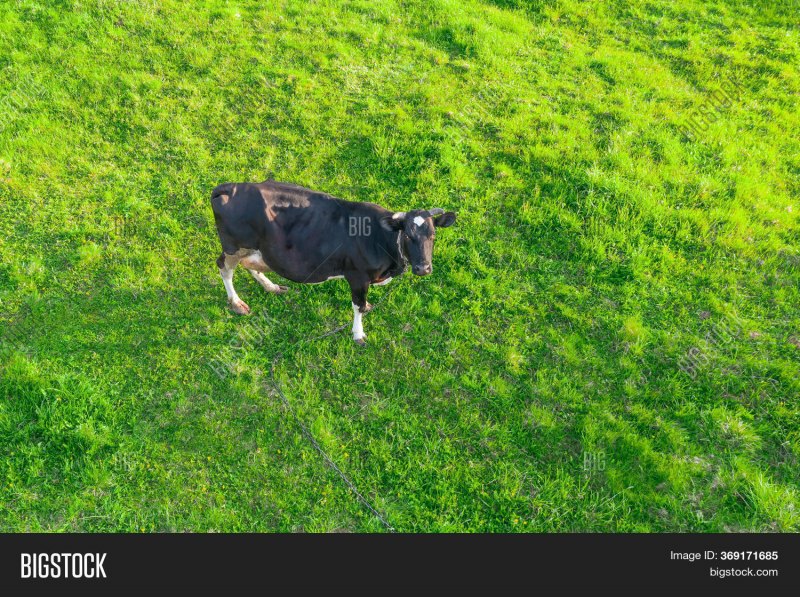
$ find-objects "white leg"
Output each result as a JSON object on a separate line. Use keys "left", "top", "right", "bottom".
{"left": 220, "top": 255, "right": 250, "bottom": 315}
{"left": 221, "top": 267, "right": 240, "bottom": 302}
{"left": 247, "top": 269, "right": 288, "bottom": 294}
{"left": 352, "top": 302, "right": 366, "bottom": 344}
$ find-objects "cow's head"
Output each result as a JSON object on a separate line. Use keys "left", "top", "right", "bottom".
{"left": 381, "top": 208, "right": 457, "bottom": 276}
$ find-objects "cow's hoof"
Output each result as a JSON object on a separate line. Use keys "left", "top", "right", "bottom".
{"left": 229, "top": 299, "right": 251, "bottom": 315}
{"left": 362, "top": 302, "right": 374, "bottom": 313}
{"left": 273, "top": 285, "right": 289, "bottom": 294}
{"left": 354, "top": 336, "right": 367, "bottom": 347}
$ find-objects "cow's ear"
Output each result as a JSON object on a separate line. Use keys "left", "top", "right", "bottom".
{"left": 380, "top": 212, "right": 406, "bottom": 231}
{"left": 433, "top": 211, "right": 456, "bottom": 228}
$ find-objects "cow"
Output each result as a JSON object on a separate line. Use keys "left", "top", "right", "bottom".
{"left": 210, "top": 180, "right": 457, "bottom": 345}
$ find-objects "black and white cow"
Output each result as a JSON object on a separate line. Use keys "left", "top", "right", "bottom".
{"left": 210, "top": 180, "right": 456, "bottom": 345}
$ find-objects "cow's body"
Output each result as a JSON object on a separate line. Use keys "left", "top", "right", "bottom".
{"left": 210, "top": 180, "right": 456, "bottom": 345}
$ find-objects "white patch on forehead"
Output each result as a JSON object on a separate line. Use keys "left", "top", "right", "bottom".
{"left": 413, "top": 216, "right": 425, "bottom": 227}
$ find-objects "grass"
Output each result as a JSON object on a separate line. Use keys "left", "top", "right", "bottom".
{"left": 0, "top": 0, "right": 798, "bottom": 532}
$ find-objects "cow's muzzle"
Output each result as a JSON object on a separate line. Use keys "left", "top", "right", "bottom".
{"left": 413, "top": 264, "right": 432, "bottom": 276}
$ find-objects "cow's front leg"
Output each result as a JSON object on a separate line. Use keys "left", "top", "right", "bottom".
{"left": 217, "top": 252, "right": 250, "bottom": 315}
{"left": 347, "top": 277, "right": 371, "bottom": 346}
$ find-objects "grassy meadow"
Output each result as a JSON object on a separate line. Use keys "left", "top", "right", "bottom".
{"left": 1, "top": 0, "right": 799, "bottom": 532}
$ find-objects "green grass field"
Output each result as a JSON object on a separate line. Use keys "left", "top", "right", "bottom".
{"left": 1, "top": 0, "right": 798, "bottom": 532}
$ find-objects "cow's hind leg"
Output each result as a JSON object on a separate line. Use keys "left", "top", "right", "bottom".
{"left": 247, "top": 269, "right": 288, "bottom": 294}
{"left": 217, "top": 252, "right": 250, "bottom": 315}
{"left": 240, "top": 250, "right": 288, "bottom": 294}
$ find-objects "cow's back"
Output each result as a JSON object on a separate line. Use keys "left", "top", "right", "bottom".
{"left": 211, "top": 181, "right": 359, "bottom": 282}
